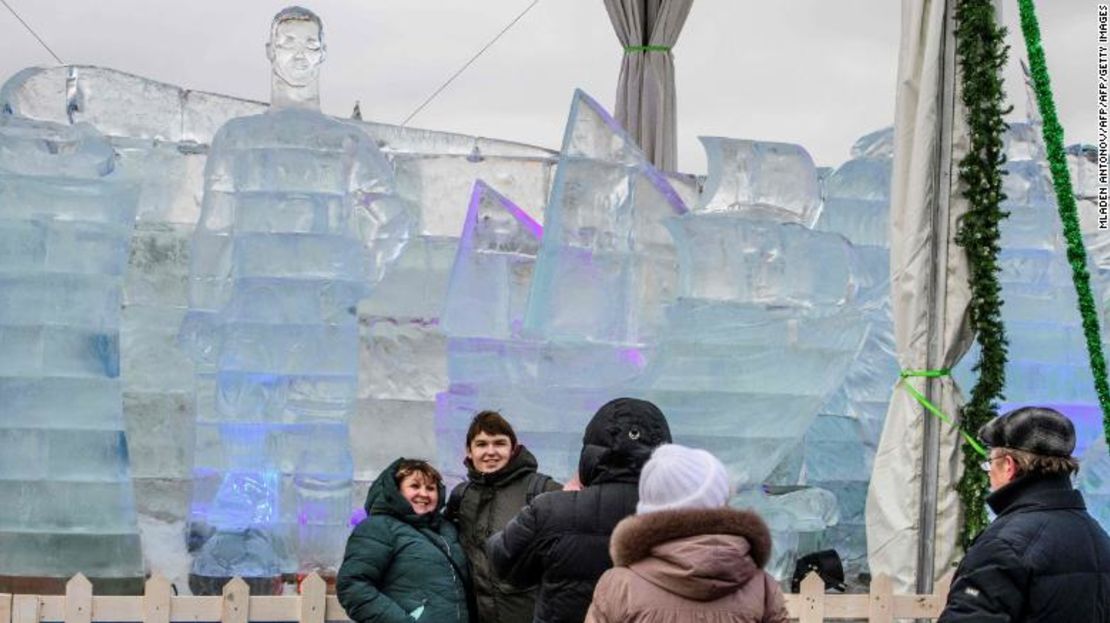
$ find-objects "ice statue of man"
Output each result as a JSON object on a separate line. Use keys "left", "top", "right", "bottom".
{"left": 181, "top": 6, "right": 413, "bottom": 594}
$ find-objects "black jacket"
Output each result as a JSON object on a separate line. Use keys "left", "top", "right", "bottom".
{"left": 447, "top": 447, "right": 560, "bottom": 623}
{"left": 939, "top": 474, "right": 1110, "bottom": 622}
{"left": 486, "top": 398, "right": 672, "bottom": 623}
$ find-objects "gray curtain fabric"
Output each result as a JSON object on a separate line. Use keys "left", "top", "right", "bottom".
{"left": 604, "top": 0, "right": 692, "bottom": 172}
{"left": 865, "top": 0, "right": 972, "bottom": 592}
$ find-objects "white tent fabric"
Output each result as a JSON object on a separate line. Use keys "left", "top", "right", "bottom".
{"left": 865, "top": 0, "right": 975, "bottom": 592}
{"left": 603, "top": 0, "right": 692, "bottom": 172}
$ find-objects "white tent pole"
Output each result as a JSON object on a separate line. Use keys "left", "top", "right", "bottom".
{"left": 916, "top": 0, "right": 958, "bottom": 595}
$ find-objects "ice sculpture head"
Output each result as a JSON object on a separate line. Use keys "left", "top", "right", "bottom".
{"left": 266, "top": 6, "right": 325, "bottom": 109}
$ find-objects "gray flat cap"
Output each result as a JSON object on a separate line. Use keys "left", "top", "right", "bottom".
{"left": 978, "top": 406, "right": 1076, "bottom": 458}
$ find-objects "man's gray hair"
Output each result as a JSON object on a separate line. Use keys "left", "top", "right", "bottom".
{"left": 1003, "top": 447, "right": 1080, "bottom": 478}
{"left": 270, "top": 6, "right": 323, "bottom": 42}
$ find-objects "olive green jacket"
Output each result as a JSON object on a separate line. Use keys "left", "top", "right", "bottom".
{"left": 448, "top": 447, "right": 559, "bottom": 623}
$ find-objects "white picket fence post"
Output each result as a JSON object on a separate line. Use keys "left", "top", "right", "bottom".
{"left": 0, "top": 570, "right": 954, "bottom": 622}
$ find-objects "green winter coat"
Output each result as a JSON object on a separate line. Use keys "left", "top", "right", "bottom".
{"left": 447, "top": 447, "right": 560, "bottom": 623}
{"left": 337, "top": 458, "right": 471, "bottom": 623}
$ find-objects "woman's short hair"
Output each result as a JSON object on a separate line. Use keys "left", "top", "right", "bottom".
{"left": 465, "top": 410, "right": 518, "bottom": 448}
{"left": 393, "top": 459, "right": 442, "bottom": 486}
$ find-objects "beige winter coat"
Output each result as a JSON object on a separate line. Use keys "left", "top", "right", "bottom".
{"left": 585, "top": 507, "right": 789, "bottom": 623}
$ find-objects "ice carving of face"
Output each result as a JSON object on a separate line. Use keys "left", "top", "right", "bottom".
{"left": 267, "top": 18, "right": 325, "bottom": 88}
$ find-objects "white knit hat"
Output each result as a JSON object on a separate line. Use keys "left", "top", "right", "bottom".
{"left": 636, "top": 444, "right": 731, "bottom": 514}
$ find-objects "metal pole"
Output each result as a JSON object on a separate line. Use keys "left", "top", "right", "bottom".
{"left": 916, "top": 0, "right": 958, "bottom": 596}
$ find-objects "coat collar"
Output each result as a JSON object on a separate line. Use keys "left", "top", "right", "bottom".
{"left": 986, "top": 473, "right": 1085, "bottom": 517}
{"left": 609, "top": 507, "right": 772, "bottom": 569}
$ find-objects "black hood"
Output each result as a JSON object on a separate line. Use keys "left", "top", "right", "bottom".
{"left": 578, "top": 397, "right": 671, "bottom": 487}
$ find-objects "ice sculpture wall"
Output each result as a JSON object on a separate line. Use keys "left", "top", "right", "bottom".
{"left": 3, "top": 59, "right": 1107, "bottom": 593}
{"left": 1071, "top": 144, "right": 1110, "bottom": 530}
{"left": 436, "top": 93, "right": 869, "bottom": 573}
{"left": 0, "top": 116, "right": 143, "bottom": 592}
{"left": 437, "top": 90, "right": 693, "bottom": 481}
{"left": 0, "top": 65, "right": 577, "bottom": 592}
{"left": 806, "top": 127, "right": 897, "bottom": 582}
{"left": 954, "top": 123, "right": 1107, "bottom": 457}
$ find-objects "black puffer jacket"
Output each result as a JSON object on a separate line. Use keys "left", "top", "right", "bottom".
{"left": 487, "top": 398, "right": 672, "bottom": 623}
{"left": 939, "top": 474, "right": 1110, "bottom": 622}
{"left": 448, "top": 447, "right": 561, "bottom": 623}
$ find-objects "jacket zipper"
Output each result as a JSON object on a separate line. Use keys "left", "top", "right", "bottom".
{"left": 440, "top": 533, "right": 463, "bottom": 622}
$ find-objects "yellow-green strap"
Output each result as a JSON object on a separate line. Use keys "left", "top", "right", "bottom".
{"left": 624, "top": 45, "right": 671, "bottom": 53}
{"left": 900, "top": 369, "right": 989, "bottom": 457}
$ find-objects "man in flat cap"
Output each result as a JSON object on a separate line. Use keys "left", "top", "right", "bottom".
{"left": 939, "top": 406, "right": 1110, "bottom": 622}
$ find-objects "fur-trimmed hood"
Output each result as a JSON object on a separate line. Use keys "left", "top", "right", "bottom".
{"left": 607, "top": 507, "right": 773, "bottom": 602}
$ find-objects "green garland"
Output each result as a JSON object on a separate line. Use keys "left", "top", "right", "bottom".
{"left": 953, "top": 0, "right": 1011, "bottom": 548}
{"left": 1017, "top": 0, "right": 1110, "bottom": 450}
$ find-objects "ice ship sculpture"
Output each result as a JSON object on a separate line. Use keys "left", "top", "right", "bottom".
{"left": 646, "top": 137, "right": 867, "bottom": 488}
{"left": 179, "top": 7, "right": 413, "bottom": 592}
{"left": 438, "top": 90, "right": 688, "bottom": 480}
{"left": 437, "top": 94, "right": 868, "bottom": 555}
{"left": 0, "top": 115, "right": 143, "bottom": 592}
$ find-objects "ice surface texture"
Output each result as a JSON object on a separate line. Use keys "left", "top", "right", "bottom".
{"left": 436, "top": 92, "right": 866, "bottom": 516}
{"left": 523, "top": 91, "right": 687, "bottom": 346}
{"left": 807, "top": 128, "right": 896, "bottom": 574}
{"left": 697, "top": 137, "right": 822, "bottom": 227}
{"left": 952, "top": 123, "right": 1110, "bottom": 537}
{"left": 181, "top": 108, "right": 413, "bottom": 582}
{"left": 0, "top": 115, "right": 143, "bottom": 580}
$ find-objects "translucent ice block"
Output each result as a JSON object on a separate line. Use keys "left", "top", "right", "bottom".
{"left": 524, "top": 90, "right": 687, "bottom": 345}
{"left": 667, "top": 216, "right": 859, "bottom": 309}
{"left": 0, "top": 114, "right": 142, "bottom": 584}
{"left": 696, "top": 137, "right": 821, "bottom": 227}
{"left": 441, "top": 181, "right": 541, "bottom": 340}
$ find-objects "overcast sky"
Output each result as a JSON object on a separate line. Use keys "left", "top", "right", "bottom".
{"left": 0, "top": 1, "right": 1095, "bottom": 172}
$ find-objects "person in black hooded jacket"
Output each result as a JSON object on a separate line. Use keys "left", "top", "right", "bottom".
{"left": 486, "top": 397, "right": 672, "bottom": 623}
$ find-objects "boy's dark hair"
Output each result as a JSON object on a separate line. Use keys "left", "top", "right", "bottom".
{"left": 465, "top": 410, "right": 518, "bottom": 448}
{"left": 393, "top": 459, "right": 442, "bottom": 487}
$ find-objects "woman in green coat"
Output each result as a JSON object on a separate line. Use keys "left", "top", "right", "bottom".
{"left": 337, "top": 458, "right": 471, "bottom": 623}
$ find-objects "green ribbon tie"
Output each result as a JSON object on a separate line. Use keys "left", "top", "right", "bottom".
{"left": 624, "top": 45, "right": 671, "bottom": 53}
{"left": 900, "top": 369, "right": 989, "bottom": 457}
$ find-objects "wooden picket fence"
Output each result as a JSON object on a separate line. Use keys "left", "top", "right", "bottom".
{"left": 0, "top": 571, "right": 953, "bottom": 623}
